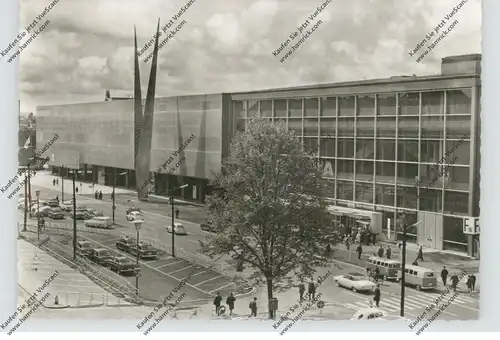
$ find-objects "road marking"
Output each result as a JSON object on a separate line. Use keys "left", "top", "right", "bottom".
{"left": 208, "top": 282, "right": 235, "bottom": 294}
{"left": 167, "top": 265, "right": 195, "bottom": 275}
{"left": 403, "top": 296, "right": 430, "bottom": 308}
{"left": 77, "top": 235, "right": 211, "bottom": 296}
{"left": 378, "top": 301, "right": 399, "bottom": 312}
{"left": 194, "top": 275, "right": 223, "bottom": 287}
{"left": 156, "top": 260, "right": 184, "bottom": 269}
{"left": 189, "top": 270, "right": 209, "bottom": 277}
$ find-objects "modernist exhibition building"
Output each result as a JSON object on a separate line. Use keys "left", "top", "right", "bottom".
{"left": 36, "top": 53, "right": 481, "bottom": 256}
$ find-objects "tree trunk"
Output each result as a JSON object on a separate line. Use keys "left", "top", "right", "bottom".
{"left": 266, "top": 276, "right": 274, "bottom": 320}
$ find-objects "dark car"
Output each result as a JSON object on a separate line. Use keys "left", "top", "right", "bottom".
{"left": 46, "top": 200, "right": 60, "bottom": 208}
{"left": 89, "top": 248, "right": 114, "bottom": 266}
{"left": 48, "top": 207, "right": 65, "bottom": 220}
{"left": 116, "top": 236, "right": 137, "bottom": 252}
{"left": 107, "top": 256, "right": 140, "bottom": 275}
{"left": 129, "top": 243, "right": 158, "bottom": 259}
{"left": 200, "top": 221, "right": 217, "bottom": 233}
{"left": 70, "top": 209, "right": 90, "bottom": 220}
{"left": 76, "top": 240, "right": 94, "bottom": 258}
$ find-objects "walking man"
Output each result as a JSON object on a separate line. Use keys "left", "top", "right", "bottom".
{"left": 175, "top": 208, "right": 180, "bottom": 219}
{"left": 213, "top": 292, "right": 222, "bottom": 316}
{"left": 249, "top": 297, "right": 258, "bottom": 317}
{"left": 95, "top": 191, "right": 99, "bottom": 199}
{"left": 377, "top": 245, "right": 384, "bottom": 258}
{"left": 226, "top": 293, "right": 236, "bottom": 316}
{"left": 386, "top": 246, "right": 392, "bottom": 260}
{"left": 373, "top": 284, "right": 381, "bottom": 307}
{"left": 356, "top": 244, "right": 363, "bottom": 260}
{"left": 470, "top": 273, "right": 476, "bottom": 292}
{"left": 450, "top": 273, "right": 459, "bottom": 292}
{"left": 56, "top": 179, "right": 59, "bottom": 185}
{"left": 416, "top": 246, "right": 424, "bottom": 261}
{"left": 75, "top": 187, "right": 79, "bottom": 194}
{"left": 308, "top": 279, "right": 316, "bottom": 300}
{"left": 466, "top": 275, "right": 473, "bottom": 295}
{"left": 372, "top": 232, "right": 377, "bottom": 246}
{"left": 298, "top": 281, "right": 305, "bottom": 301}
{"left": 345, "top": 236, "right": 350, "bottom": 250}
{"left": 98, "top": 191, "right": 103, "bottom": 200}
{"left": 440, "top": 266, "right": 449, "bottom": 286}
{"left": 55, "top": 195, "right": 59, "bottom": 203}
{"left": 53, "top": 179, "right": 56, "bottom": 186}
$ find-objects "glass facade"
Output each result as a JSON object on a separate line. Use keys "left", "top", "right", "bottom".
{"left": 234, "top": 88, "right": 476, "bottom": 252}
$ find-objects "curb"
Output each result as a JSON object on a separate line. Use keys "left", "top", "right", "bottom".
{"left": 70, "top": 303, "right": 105, "bottom": 308}
{"left": 45, "top": 304, "right": 70, "bottom": 309}
{"left": 235, "top": 286, "right": 257, "bottom": 298}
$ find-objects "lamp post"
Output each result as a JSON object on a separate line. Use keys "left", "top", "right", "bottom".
{"left": 100, "top": 171, "right": 127, "bottom": 224}
{"left": 35, "top": 190, "right": 40, "bottom": 240}
{"left": 398, "top": 215, "right": 423, "bottom": 317}
{"left": 170, "top": 184, "right": 188, "bottom": 258}
{"left": 68, "top": 169, "right": 83, "bottom": 260}
{"left": 133, "top": 220, "right": 144, "bottom": 296}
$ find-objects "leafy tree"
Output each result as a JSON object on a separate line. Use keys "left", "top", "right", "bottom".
{"left": 201, "top": 116, "right": 340, "bottom": 319}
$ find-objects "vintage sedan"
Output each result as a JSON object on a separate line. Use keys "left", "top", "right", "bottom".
{"left": 60, "top": 199, "right": 75, "bottom": 211}
{"left": 46, "top": 199, "right": 60, "bottom": 208}
{"left": 89, "top": 248, "right": 114, "bottom": 266}
{"left": 76, "top": 241, "right": 95, "bottom": 258}
{"left": 166, "top": 223, "right": 187, "bottom": 235}
{"left": 107, "top": 256, "right": 140, "bottom": 275}
{"left": 350, "top": 308, "right": 411, "bottom": 321}
{"left": 116, "top": 236, "right": 137, "bottom": 252}
{"left": 200, "top": 221, "right": 217, "bottom": 233}
{"left": 48, "top": 207, "right": 65, "bottom": 220}
{"left": 85, "top": 216, "right": 113, "bottom": 229}
{"left": 333, "top": 272, "right": 377, "bottom": 293}
{"left": 126, "top": 210, "right": 144, "bottom": 221}
{"left": 32, "top": 205, "right": 52, "bottom": 217}
{"left": 70, "top": 208, "right": 90, "bottom": 220}
{"left": 129, "top": 243, "right": 158, "bottom": 259}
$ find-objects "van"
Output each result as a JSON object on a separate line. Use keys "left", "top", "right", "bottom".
{"left": 365, "top": 256, "right": 401, "bottom": 280}
{"left": 397, "top": 265, "right": 437, "bottom": 291}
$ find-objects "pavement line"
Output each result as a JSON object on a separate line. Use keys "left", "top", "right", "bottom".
{"left": 167, "top": 265, "right": 195, "bottom": 275}
{"left": 189, "top": 270, "right": 209, "bottom": 278}
{"left": 208, "top": 282, "right": 235, "bottom": 294}
{"left": 450, "top": 302, "right": 479, "bottom": 312}
{"left": 194, "top": 275, "right": 223, "bottom": 287}
{"left": 385, "top": 297, "right": 422, "bottom": 309}
{"left": 404, "top": 296, "right": 432, "bottom": 308}
{"left": 156, "top": 260, "right": 185, "bottom": 269}
{"left": 77, "top": 235, "right": 212, "bottom": 296}
{"left": 378, "top": 301, "right": 399, "bottom": 312}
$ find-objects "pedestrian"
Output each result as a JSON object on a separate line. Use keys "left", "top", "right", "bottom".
{"left": 466, "top": 275, "right": 473, "bottom": 295}
{"left": 213, "top": 292, "right": 222, "bottom": 315}
{"left": 175, "top": 208, "right": 180, "bottom": 219}
{"left": 226, "top": 293, "right": 236, "bottom": 316}
{"left": 345, "top": 236, "right": 350, "bottom": 250}
{"left": 377, "top": 245, "right": 384, "bottom": 258}
{"left": 308, "top": 278, "right": 317, "bottom": 300}
{"left": 411, "top": 258, "right": 419, "bottom": 266}
{"left": 356, "top": 244, "right": 363, "bottom": 260}
{"left": 95, "top": 191, "right": 98, "bottom": 199}
{"left": 298, "top": 281, "right": 305, "bottom": 301}
{"left": 372, "top": 232, "right": 377, "bottom": 246}
{"left": 440, "top": 266, "right": 449, "bottom": 286}
{"left": 249, "top": 297, "right": 257, "bottom": 317}
{"left": 75, "top": 187, "right": 79, "bottom": 194}
{"left": 53, "top": 179, "right": 56, "bottom": 186}
{"left": 386, "top": 246, "right": 392, "bottom": 260}
{"left": 56, "top": 179, "right": 59, "bottom": 185}
{"left": 55, "top": 195, "right": 59, "bottom": 203}
{"left": 373, "top": 284, "right": 381, "bottom": 307}
{"left": 470, "top": 273, "right": 476, "bottom": 291}
{"left": 374, "top": 266, "right": 380, "bottom": 282}
{"left": 356, "top": 232, "right": 361, "bottom": 244}
{"left": 325, "top": 244, "right": 332, "bottom": 257}
{"left": 111, "top": 192, "right": 114, "bottom": 200}
{"left": 450, "top": 273, "right": 459, "bottom": 292}
{"left": 99, "top": 191, "right": 103, "bottom": 200}
{"left": 417, "top": 246, "right": 424, "bottom": 261}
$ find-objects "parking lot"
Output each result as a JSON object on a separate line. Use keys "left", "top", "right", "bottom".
{"left": 36, "top": 217, "right": 243, "bottom": 304}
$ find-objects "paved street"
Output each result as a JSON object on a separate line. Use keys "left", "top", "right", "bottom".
{"left": 23, "top": 172, "right": 479, "bottom": 320}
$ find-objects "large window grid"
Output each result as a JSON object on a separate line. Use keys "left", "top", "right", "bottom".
{"left": 233, "top": 90, "right": 473, "bottom": 214}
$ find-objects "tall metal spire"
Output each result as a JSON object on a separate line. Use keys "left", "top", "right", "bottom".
{"left": 133, "top": 25, "right": 143, "bottom": 172}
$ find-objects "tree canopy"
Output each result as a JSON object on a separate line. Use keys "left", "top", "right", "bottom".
{"left": 201, "top": 117, "right": 340, "bottom": 297}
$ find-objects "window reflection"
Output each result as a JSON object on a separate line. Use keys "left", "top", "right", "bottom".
{"left": 321, "top": 97, "right": 336, "bottom": 117}
{"left": 338, "top": 118, "right": 354, "bottom": 136}
{"left": 288, "top": 99, "right": 302, "bottom": 117}
{"left": 248, "top": 100, "right": 258, "bottom": 117}
{"left": 356, "top": 139, "right": 374, "bottom": 159}
{"left": 357, "top": 95, "right": 375, "bottom": 116}
{"left": 337, "top": 180, "right": 354, "bottom": 200}
{"left": 338, "top": 138, "right": 354, "bottom": 158}
{"left": 399, "top": 92, "right": 419, "bottom": 115}
{"left": 375, "top": 184, "right": 395, "bottom": 206}
{"left": 320, "top": 138, "right": 335, "bottom": 157}
{"left": 356, "top": 160, "right": 374, "bottom": 181}
{"left": 305, "top": 98, "right": 319, "bottom": 117}
{"left": 260, "top": 100, "right": 272, "bottom": 117}
{"left": 320, "top": 118, "right": 336, "bottom": 136}
{"left": 355, "top": 182, "right": 373, "bottom": 203}
{"left": 420, "top": 140, "right": 443, "bottom": 163}
{"left": 304, "top": 118, "right": 318, "bottom": 136}
{"left": 422, "top": 91, "right": 444, "bottom": 115}
{"left": 446, "top": 116, "right": 470, "bottom": 139}
{"left": 421, "top": 116, "right": 444, "bottom": 138}
{"left": 377, "top": 94, "right": 397, "bottom": 116}
{"left": 398, "top": 117, "right": 419, "bottom": 138}
{"left": 274, "top": 99, "right": 287, "bottom": 118}
{"left": 398, "top": 140, "right": 419, "bottom": 162}
{"left": 443, "top": 192, "right": 469, "bottom": 215}
{"left": 338, "top": 96, "right": 355, "bottom": 117}
{"left": 376, "top": 140, "right": 396, "bottom": 161}
{"left": 356, "top": 117, "right": 375, "bottom": 137}
{"left": 419, "top": 188, "right": 442, "bottom": 212}
{"left": 446, "top": 89, "right": 472, "bottom": 115}
{"left": 376, "top": 162, "right": 395, "bottom": 184}
{"left": 396, "top": 186, "right": 417, "bottom": 209}
{"left": 376, "top": 117, "right": 396, "bottom": 137}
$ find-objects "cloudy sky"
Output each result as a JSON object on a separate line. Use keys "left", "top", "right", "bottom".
{"left": 18, "top": 0, "right": 481, "bottom": 113}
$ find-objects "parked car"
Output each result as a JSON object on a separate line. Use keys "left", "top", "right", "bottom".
{"left": 116, "top": 236, "right": 137, "bottom": 252}
{"left": 107, "top": 256, "right": 140, "bottom": 275}
{"left": 32, "top": 206, "right": 52, "bottom": 217}
{"left": 129, "top": 242, "right": 158, "bottom": 259}
{"left": 126, "top": 210, "right": 144, "bottom": 221}
{"left": 333, "top": 272, "right": 376, "bottom": 293}
{"left": 89, "top": 248, "right": 113, "bottom": 266}
{"left": 46, "top": 199, "right": 60, "bottom": 208}
{"left": 70, "top": 209, "right": 90, "bottom": 220}
{"left": 76, "top": 241, "right": 95, "bottom": 258}
{"left": 166, "top": 222, "right": 187, "bottom": 235}
{"left": 200, "top": 221, "right": 217, "bottom": 233}
{"left": 85, "top": 216, "right": 113, "bottom": 229}
{"left": 60, "top": 199, "right": 75, "bottom": 211}
{"left": 350, "top": 308, "right": 411, "bottom": 321}
{"left": 48, "top": 207, "right": 65, "bottom": 220}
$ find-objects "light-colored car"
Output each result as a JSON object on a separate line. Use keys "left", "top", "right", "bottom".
{"left": 333, "top": 272, "right": 376, "bottom": 293}
{"left": 126, "top": 211, "right": 144, "bottom": 221}
{"left": 166, "top": 222, "right": 187, "bottom": 235}
{"left": 350, "top": 308, "right": 411, "bottom": 321}
{"left": 60, "top": 200, "right": 75, "bottom": 211}
{"left": 84, "top": 216, "right": 113, "bottom": 229}
{"left": 32, "top": 205, "right": 52, "bottom": 217}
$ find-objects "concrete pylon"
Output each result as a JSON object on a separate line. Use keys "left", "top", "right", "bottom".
{"left": 134, "top": 19, "right": 160, "bottom": 200}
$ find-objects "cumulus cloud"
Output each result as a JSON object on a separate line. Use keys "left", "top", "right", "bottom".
{"left": 17, "top": 0, "right": 481, "bottom": 112}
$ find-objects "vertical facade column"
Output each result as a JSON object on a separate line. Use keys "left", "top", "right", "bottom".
{"left": 467, "top": 84, "right": 480, "bottom": 256}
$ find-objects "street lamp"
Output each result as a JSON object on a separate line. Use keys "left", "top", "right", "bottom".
{"left": 68, "top": 169, "right": 84, "bottom": 260}
{"left": 100, "top": 171, "right": 127, "bottom": 224}
{"left": 133, "top": 220, "right": 144, "bottom": 296}
{"left": 35, "top": 190, "right": 41, "bottom": 240}
{"left": 398, "top": 215, "right": 423, "bottom": 317}
{"left": 170, "top": 184, "right": 188, "bottom": 257}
